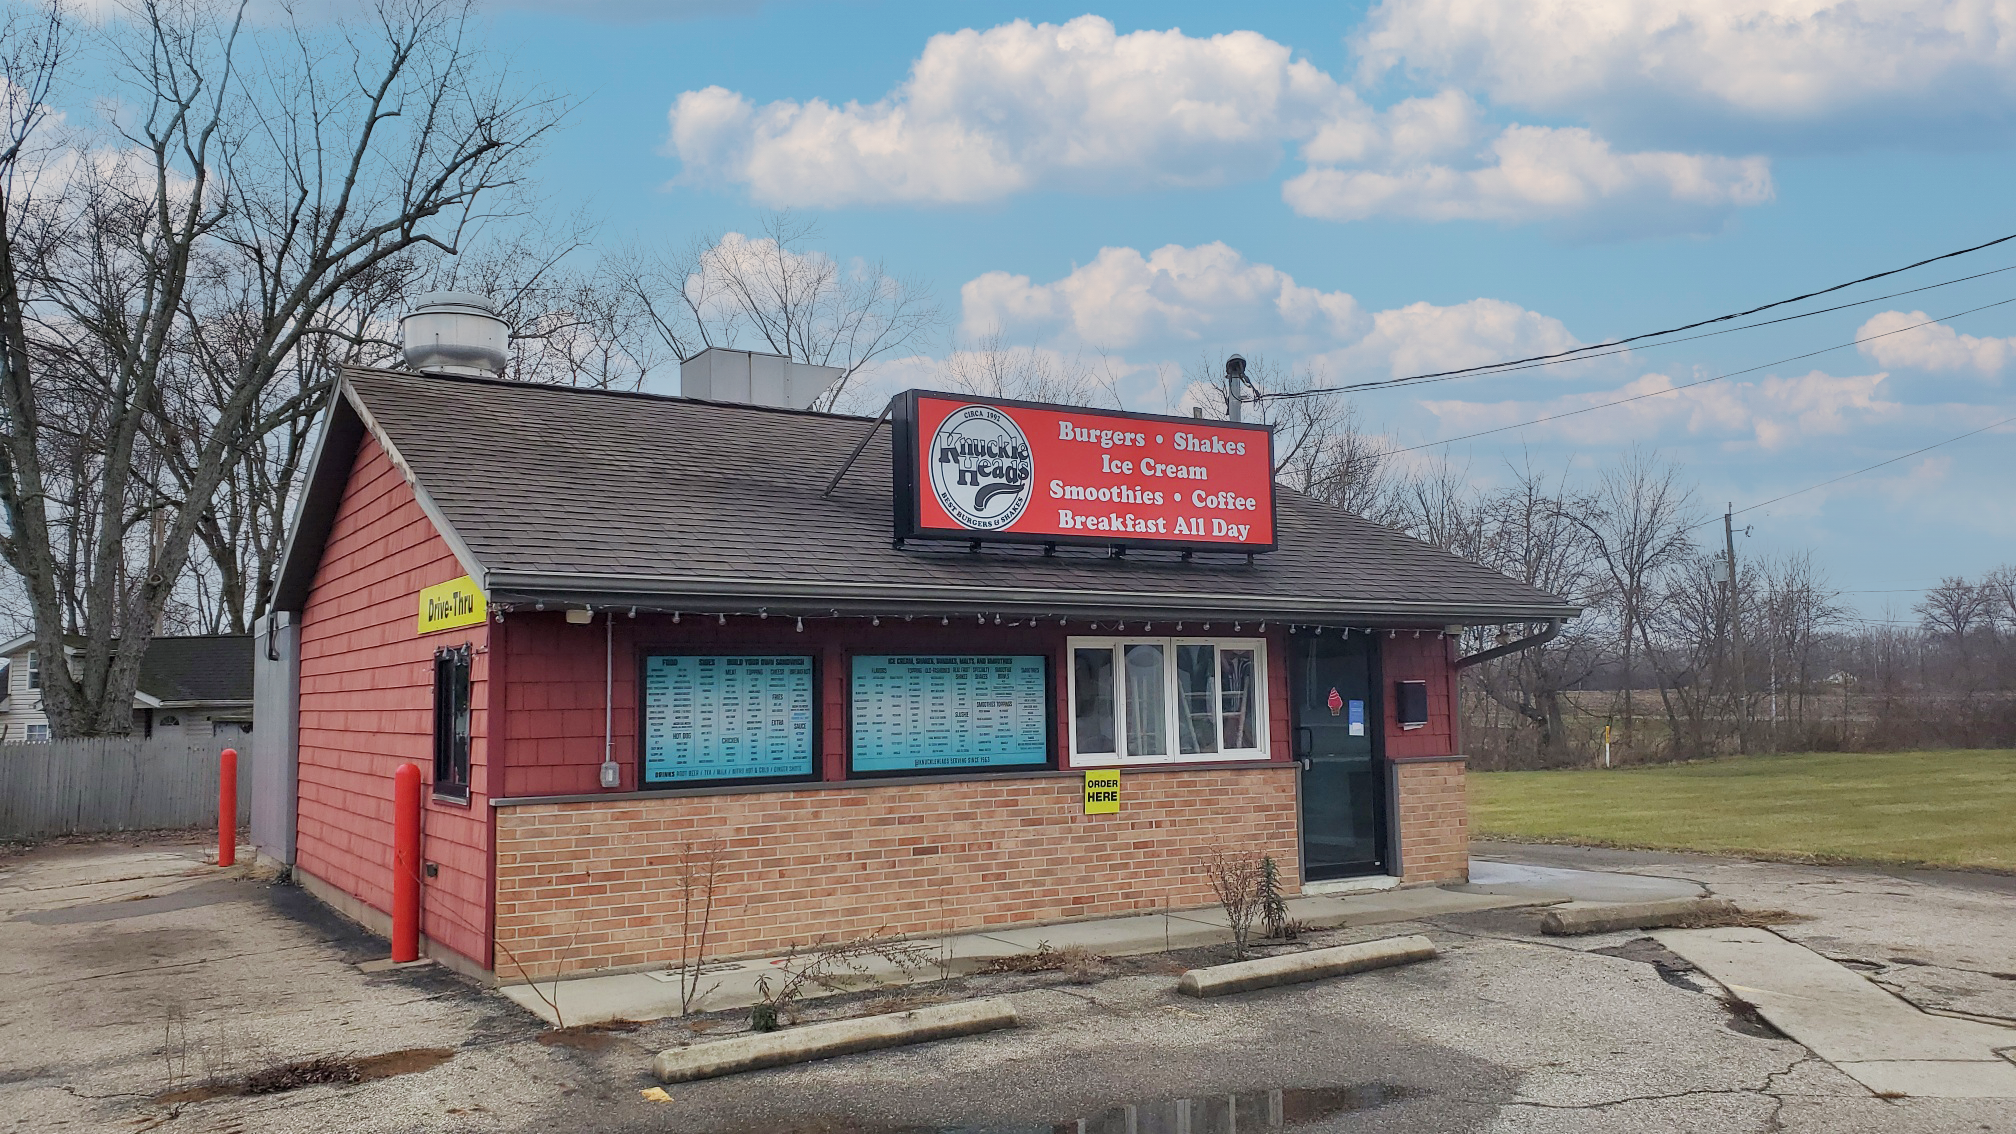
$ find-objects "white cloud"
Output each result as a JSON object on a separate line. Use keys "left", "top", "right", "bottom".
{"left": 959, "top": 242, "right": 1366, "bottom": 351}
{"left": 669, "top": 16, "right": 1357, "bottom": 206}
{"left": 1358, "top": 0, "right": 2016, "bottom": 143}
{"left": 1420, "top": 367, "right": 1898, "bottom": 448}
{"left": 667, "top": 15, "right": 1771, "bottom": 231}
{"left": 1856, "top": 310, "right": 2013, "bottom": 376}
{"left": 1284, "top": 124, "right": 1772, "bottom": 226}
{"left": 1315, "top": 297, "right": 1580, "bottom": 378}
{"left": 953, "top": 240, "right": 1582, "bottom": 390}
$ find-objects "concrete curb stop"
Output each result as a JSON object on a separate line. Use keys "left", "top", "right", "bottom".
{"left": 1176, "top": 934, "right": 1437, "bottom": 997}
{"left": 1541, "top": 898, "right": 1738, "bottom": 936}
{"left": 652, "top": 998, "right": 1018, "bottom": 1083}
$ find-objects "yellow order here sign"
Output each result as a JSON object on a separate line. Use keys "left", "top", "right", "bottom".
{"left": 418, "top": 575, "right": 486, "bottom": 635}
{"left": 1084, "top": 769, "right": 1121, "bottom": 815}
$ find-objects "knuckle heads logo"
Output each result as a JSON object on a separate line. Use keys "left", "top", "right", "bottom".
{"left": 929, "top": 405, "right": 1033, "bottom": 531}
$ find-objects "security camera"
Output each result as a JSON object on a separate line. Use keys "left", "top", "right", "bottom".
{"left": 1225, "top": 355, "right": 1247, "bottom": 379}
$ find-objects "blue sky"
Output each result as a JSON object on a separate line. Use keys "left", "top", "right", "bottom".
{"left": 252, "top": 3, "right": 2016, "bottom": 614}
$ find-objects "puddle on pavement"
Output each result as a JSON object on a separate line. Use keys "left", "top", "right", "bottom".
{"left": 152, "top": 1047, "right": 455, "bottom": 1104}
{"left": 764, "top": 1083, "right": 1421, "bottom": 1133}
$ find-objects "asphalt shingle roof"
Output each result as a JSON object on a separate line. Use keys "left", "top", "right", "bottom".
{"left": 328, "top": 368, "right": 1573, "bottom": 624}
{"left": 136, "top": 635, "right": 253, "bottom": 703}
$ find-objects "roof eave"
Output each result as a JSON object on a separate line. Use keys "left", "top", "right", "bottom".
{"left": 481, "top": 569, "right": 1581, "bottom": 625}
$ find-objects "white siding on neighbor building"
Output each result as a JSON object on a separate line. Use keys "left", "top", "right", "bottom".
{"left": 0, "top": 646, "right": 250, "bottom": 743}
{"left": 0, "top": 647, "right": 51, "bottom": 744}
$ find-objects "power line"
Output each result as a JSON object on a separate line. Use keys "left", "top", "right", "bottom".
{"left": 1388, "top": 296, "right": 2016, "bottom": 455}
{"left": 1724, "top": 412, "right": 2016, "bottom": 520}
{"left": 1254, "top": 229, "right": 2016, "bottom": 401}
{"left": 1272, "top": 261, "right": 2016, "bottom": 400}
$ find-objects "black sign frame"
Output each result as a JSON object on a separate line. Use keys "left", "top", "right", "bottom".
{"left": 890, "top": 389, "right": 1279, "bottom": 554}
{"left": 843, "top": 651, "right": 1055, "bottom": 778}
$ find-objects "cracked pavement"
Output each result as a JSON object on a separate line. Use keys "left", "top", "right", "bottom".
{"left": 3, "top": 837, "right": 2013, "bottom": 1133}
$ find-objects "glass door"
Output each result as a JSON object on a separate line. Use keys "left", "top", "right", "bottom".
{"left": 1293, "top": 633, "right": 1386, "bottom": 880}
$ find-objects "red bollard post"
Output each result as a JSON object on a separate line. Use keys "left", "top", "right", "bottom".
{"left": 217, "top": 748, "right": 238, "bottom": 867}
{"left": 391, "top": 763, "right": 422, "bottom": 963}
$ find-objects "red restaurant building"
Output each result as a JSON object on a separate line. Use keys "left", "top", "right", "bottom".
{"left": 253, "top": 357, "right": 1573, "bottom": 984}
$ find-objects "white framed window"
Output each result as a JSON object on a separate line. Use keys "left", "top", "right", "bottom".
{"left": 25, "top": 724, "right": 50, "bottom": 743}
{"left": 1067, "top": 636, "right": 1268, "bottom": 766}
{"left": 25, "top": 650, "right": 39, "bottom": 691}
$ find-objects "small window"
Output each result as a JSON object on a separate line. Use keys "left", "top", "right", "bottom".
{"left": 1067, "top": 637, "right": 1268, "bottom": 766}
{"left": 1396, "top": 680, "right": 1430, "bottom": 730}
{"left": 25, "top": 724, "right": 50, "bottom": 743}
{"left": 433, "top": 645, "right": 472, "bottom": 800}
{"left": 26, "top": 650, "right": 39, "bottom": 691}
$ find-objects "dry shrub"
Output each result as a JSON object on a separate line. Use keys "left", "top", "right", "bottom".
{"left": 1201, "top": 846, "right": 1268, "bottom": 960}
{"left": 975, "top": 942, "right": 1112, "bottom": 982}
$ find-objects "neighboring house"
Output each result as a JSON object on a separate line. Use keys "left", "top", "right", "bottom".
{"left": 0, "top": 634, "right": 255, "bottom": 744}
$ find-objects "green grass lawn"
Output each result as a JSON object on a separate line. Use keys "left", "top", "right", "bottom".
{"left": 1470, "top": 749, "right": 2016, "bottom": 872}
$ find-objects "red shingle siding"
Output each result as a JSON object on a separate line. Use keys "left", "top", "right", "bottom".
{"left": 492, "top": 766, "right": 1299, "bottom": 981}
{"left": 296, "top": 434, "right": 491, "bottom": 968}
{"left": 1382, "top": 632, "right": 1458, "bottom": 759}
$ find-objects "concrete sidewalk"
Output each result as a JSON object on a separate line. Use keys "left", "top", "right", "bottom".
{"left": 500, "top": 882, "right": 1563, "bottom": 1026}
{"left": 1657, "top": 925, "right": 2016, "bottom": 1099}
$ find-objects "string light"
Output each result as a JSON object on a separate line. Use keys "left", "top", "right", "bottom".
{"left": 716, "top": 613, "right": 726, "bottom": 625}
{"left": 795, "top": 617, "right": 804, "bottom": 632}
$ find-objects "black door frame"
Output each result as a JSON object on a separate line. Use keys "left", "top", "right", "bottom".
{"left": 1291, "top": 630, "right": 1390, "bottom": 882}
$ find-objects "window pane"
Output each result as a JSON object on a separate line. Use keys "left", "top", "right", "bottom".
{"left": 1220, "top": 649, "right": 1258, "bottom": 750}
{"left": 1177, "top": 645, "right": 1217, "bottom": 754}
{"left": 452, "top": 652, "right": 472, "bottom": 787}
{"left": 1123, "top": 644, "right": 1167, "bottom": 757}
{"left": 1072, "top": 648, "right": 1116, "bottom": 755}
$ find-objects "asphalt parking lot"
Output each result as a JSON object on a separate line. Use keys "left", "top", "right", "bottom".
{"left": 3, "top": 836, "right": 2010, "bottom": 1134}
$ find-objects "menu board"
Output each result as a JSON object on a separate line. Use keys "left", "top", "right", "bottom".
{"left": 640, "top": 655, "right": 814, "bottom": 784}
{"left": 851, "top": 655, "right": 1049, "bottom": 773}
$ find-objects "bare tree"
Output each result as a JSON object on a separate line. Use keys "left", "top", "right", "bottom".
{"left": 612, "top": 212, "right": 940, "bottom": 411}
{"left": 1564, "top": 450, "right": 1700, "bottom": 757}
{"left": 1462, "top": 459, "right": 1606, "bottom": 764}
{"left": 0, "top": 0, "right": 563, "bottom": 735}
{"left": 939, "top": 329, "right": 1123, "bottom": 407}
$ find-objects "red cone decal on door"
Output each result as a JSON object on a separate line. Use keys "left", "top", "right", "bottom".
{"left": 1327, "top": 687, "right": 1343, "bottom": 716}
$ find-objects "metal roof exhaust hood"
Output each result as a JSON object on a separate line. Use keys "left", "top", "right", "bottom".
{"left": 402, "top": 292, "right": 508, "bottom": 379}
{"left": 679, "top": 347, "right": 843, "bottom": 410}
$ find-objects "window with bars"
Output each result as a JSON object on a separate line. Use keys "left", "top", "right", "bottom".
{"left": 433, "top": 644, "right": 472, "bottom": 800}
{"left": 1067, "top": 637, "right": 1267, "bottom": 766}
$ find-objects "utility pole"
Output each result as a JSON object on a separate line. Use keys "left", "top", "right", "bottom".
{"left": 1225, "top": 354, "right": 1246, "bottom": 422}
{"left": 1724, "top": 504, "right": 1748, "bottom": 755}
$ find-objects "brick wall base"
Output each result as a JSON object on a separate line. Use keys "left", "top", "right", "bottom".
{"left": 492, "top": 767, "right": 1299, "bottom": 982}
{"left": 1393, "top": 757, "right": 1468, "bottom": 884}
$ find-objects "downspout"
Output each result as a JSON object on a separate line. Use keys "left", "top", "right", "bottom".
{"left": 1455, "top": 619, "right": 1563, "bottom": 670}
{"left": 599, "top": 611, "right": 619, "bottom": 789}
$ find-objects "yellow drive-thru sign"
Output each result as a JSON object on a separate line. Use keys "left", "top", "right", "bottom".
{"left": 418, "top": 575, "right": 486, "bottom": 635}
{"left": 1083, "top": 769, "right": 1121, "bottom": 814}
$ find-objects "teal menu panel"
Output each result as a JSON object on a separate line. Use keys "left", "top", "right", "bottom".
{"left": 850, "top": 655, "right": 1049, "bottom": 772}
{"left": 641, "top": 655, "right": 814, "bottom": 784}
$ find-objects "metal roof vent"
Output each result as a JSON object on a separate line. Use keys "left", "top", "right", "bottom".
{"left": 402, "top": 292, "right": 508, "bottom": 379}
{"left": 679, "top": 347, "right": 844, "bottom": 410}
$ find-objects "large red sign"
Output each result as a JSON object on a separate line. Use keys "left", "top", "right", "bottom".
{"left": 891, "top": 391, "right": 1276, "bottom": 552}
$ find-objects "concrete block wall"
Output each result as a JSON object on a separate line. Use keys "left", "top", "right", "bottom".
{"left": 491, "top": 765, "right": 1299, "bottom": 982}
{"left": 1393, "top": 756, "right": 1467, "bottom": 884}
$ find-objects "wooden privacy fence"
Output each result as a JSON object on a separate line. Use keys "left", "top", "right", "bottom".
{"left": 0, "top": 737, "right": 251, "bottom": 839}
